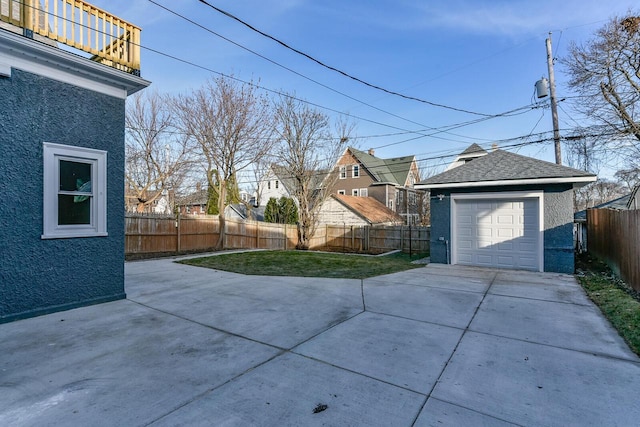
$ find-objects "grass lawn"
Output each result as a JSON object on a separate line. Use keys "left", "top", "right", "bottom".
{"left": 576, "top": 254, "right": 640, "bottom": 356}
{"left": 178, "top": 250, "right": 428, "bottom": 279}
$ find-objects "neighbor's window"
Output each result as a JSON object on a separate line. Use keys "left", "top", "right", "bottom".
{"left": 275, "top": 180, "right": 279, "bottom": 189}
{"left": 42, "top": 142, "right": 107, "bottom": 239}
{"left": 337, "top": 190, "right": 346, "bottom": 195}
{"left": 352, "top": 189, "right": 359, "bottom": 196}
{"left": 352, "top": 165, "right": 360, "bottom": 178}
{"left": 360, "top": 188, "right": 368, "bottom": 197}
{"left": 339, "top": 166, "right": 346, "bottom": 179}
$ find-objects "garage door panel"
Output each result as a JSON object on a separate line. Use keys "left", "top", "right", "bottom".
{"left": 497, "top": 215, "right": 514, "bottom": 224}
{"left": 454, "top": 198, "right": 540, "bottom": 271}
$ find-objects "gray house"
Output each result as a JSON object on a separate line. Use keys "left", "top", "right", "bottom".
{"left": 0, "top": 11, "right": 149, "bottom": 322}
{"left": 416, "top": 148, "right": 596, "bottom": 273}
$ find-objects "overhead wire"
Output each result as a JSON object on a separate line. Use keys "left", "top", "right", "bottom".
{"left": 195, "top": 0, "right": 500, "bottom": 117}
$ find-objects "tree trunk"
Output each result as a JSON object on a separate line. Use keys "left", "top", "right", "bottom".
{"left": 216, "top": 179, "right": 227, "bottom": 250}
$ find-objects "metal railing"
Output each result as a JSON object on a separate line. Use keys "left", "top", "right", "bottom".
{"left": 0, "top": 0, "right": 141, "bottom": 74}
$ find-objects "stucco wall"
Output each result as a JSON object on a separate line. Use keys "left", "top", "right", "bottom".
{"left": 427, "top": 185, "right": 575, "bottom": 273}
{"left": 428, "top": 192, "right": 451, "bottom": 264}
{"left": 542, "top": 185, "right": 575, "bottom": 274}
{"left": 0, "top": 69, "right": 126, "bottom": 322}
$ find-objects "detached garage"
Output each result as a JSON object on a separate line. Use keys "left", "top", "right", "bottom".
{"left": 416, "top": 147, "right": 596, "bottom": 273}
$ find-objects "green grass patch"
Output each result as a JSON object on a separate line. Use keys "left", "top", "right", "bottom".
{"left": 178, "top": 250, "right": 428, "bottom": 279}
{"left": 576, "top": 255, "right": 640, "bottom": 356}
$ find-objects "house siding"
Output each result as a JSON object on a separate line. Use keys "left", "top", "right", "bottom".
{"left": 316, "top": 197, "right": 368, "bottom": 226}
{"left": 0, "top": 69, "right": 126, "bottom": 322}
{"left": 335, "top": 152, "right": 376, "bottom": 195}
{"left": 428, "top": 184, "right": 576, "bottom": 273}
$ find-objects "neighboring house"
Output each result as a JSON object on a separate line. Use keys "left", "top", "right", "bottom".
{"left": 574, "top": 187, "right": 639, "bottom": 253}
{"left": 416, "top": 146, "right": 597, "bottom": 273}
{"left": 226, "top": 204, "right": 265, "bottom": 222}
{"left": 153, "top": 191, "right": 173, "bottom": 215}
{"left": 177, "top": 190, "right": 209, "bottom": 215}
{"left": 330, "top": 147, "right": 425, "bottom": 225}
{"left": 0, "top": 3, "right": 150, "bottom": 323}
{"left": 317, "top": 195, "right": 403, "bottom": 226}
{"left": 239, "top": 189, "right": 253, "bottom": 204}
{"left": 256, "top": 164, "right": 294, "bottom": 207}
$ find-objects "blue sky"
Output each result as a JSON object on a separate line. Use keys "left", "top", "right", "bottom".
{"left": 92, "top": 0, "right": 637, "bottom": 178}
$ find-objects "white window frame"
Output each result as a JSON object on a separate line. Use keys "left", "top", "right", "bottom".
{"left": 352, "top": 164, "right": 360, "bottom": 178}
{"left": 352, "top": 189, "right": 359, "bottom": 197}
{"left": 42, "top": 142, "right": 107, "bottom": 239}
{"left": 360, "top": 188, "right": 368, "bottom": 197}
{"left": 337, "top": 190, "right": 346, "bottom": 195}
{"left": 339, "top": 166, "right": 347, "bottom": 179}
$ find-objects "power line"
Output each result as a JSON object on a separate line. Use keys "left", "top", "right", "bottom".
{"left": 195, "top": 0, "right": 500, "bottom": 117}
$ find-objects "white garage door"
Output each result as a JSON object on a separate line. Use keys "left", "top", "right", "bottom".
{"left": 454, "top": 198, "right": 541, "bottom": 271}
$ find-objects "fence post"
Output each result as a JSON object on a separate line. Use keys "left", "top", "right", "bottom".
{"left": 176, "top": 211, "right": 181, "bottom": 254}
{"left": 351, "top": 225, "right": 354, "bottom": 251}
{"left": 255, "top": 221, "right": 259, "bottom": 249}
{"left": 409, "top": 225, "right": 412, "bottom": 256}
{"left": 284, "top": 223, "right": 287, "bottom": 250}
{"left": 325, "top": 224, "right": 329, "bottom": 250}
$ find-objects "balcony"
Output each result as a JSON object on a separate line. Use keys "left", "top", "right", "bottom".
{"left": 0, "top": 0, "right": 140, "bottom": 75}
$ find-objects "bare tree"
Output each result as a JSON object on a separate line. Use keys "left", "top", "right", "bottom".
{"left": 172, "top": 76, "right": 274, "bottom": 249}
{"left": 273, "top": 95, "right": 352, "bottom": 249}
{"left": 615, "top": 167, "right": 640, "bottom": 191}
{"left": 125, "top": 91, "right": 193, "bottom": 213}
{"left": 562, "top": 13, "right": 640, "bottom": 171}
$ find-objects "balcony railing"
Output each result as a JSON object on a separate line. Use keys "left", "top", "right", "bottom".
{"left": 0, "top": 0, "right": 141, "bottom": 75}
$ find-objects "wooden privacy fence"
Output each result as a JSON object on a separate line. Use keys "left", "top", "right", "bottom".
{"left": 125, "top": 214, "right": 430, "bottom": 258}
{"left": 587, "top": 208, "right": 640, "bottom": 292}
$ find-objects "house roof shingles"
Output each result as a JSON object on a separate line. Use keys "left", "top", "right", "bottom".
{"left": 419, "top": 149, "right": 596, "bottom": 188}
{"left": 349, "top": 148, "right": 415, "bottom": 185}
{"left": 334, "top": 195, "right": 403, "bottom": 224}
{"left": 459, "top": 143, "right": 487, "bottom": 157}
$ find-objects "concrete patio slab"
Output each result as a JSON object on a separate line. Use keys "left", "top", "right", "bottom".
{"left": 369, "top": 268, "right": 492, "bottom": 294}
{"left": 294, "top": 311, "right": 463, "bottom": 394}
{"left": 422, "top": 263, "right": 501, "bottom": 280}
{"left": 470, "top": 294, "right": 637, "bottom": 360}
{"left": 151, "top": 352, "right": 425, "bottom": 427}
{"left": 1, "top": 259, "right": 639, "bottom": 426}
{"left": 129, "top": 269, "right": 364, "bottom": 349}
{"left": 489, "top": 275, "right": 592, "bottom": 305}
{"left": 365, "top": 282, "right": 485, "bottom": 329}
{"left": 0, "top": 300, "right": 280, "bottom": 427}
{"left": 431, "top": 331, "right": 640, "bottom": 426}
{"left": 415, "top": 398, "right": 517, "bottom": 427}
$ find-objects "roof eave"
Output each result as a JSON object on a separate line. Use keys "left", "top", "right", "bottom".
{"left": 416, "top": 175, "right": 597, "bottom": 190}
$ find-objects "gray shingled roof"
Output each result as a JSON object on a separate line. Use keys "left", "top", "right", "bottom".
{"left": 419, "top": 149, "right": 596, "bottom": 187}
{"left": 350, "top": 148, "right": 415, "bottom": 185}
{"left": 459, "top": 143, "right": 487, "bottom": 157}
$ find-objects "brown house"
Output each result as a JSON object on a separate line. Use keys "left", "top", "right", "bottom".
{"left": 329, "top": 147, "right": 426, "bottom": 225}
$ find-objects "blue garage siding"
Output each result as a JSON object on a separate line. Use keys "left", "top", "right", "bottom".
{"left": 0, "top": 69, "right": 126, "bottom": 323}
{"left": 428, "top": 184, "right": 575, "bottom": 274}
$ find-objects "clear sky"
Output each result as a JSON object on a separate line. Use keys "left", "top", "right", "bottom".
{"left": 91, "top": 0, "right": 637, "bottom": 178}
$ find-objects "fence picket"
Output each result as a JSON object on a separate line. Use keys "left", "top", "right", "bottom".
{"left": 125, "top": 214, "right": 430, "bottom": 258}
{"left": 587, "top": 208, "right": 640, "bottom": 291}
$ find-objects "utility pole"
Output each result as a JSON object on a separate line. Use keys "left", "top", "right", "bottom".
{"left": 546, "top": 32, "right": 562, "bottom": 165}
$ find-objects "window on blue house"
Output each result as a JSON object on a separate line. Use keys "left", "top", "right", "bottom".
{"left": 42, "top": 142, "right": 107, "bottom": 239}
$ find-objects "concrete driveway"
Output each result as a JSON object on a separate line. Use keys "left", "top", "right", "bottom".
{"left": 1, "top": 256, "right": 639, "bottom": 426}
